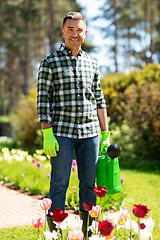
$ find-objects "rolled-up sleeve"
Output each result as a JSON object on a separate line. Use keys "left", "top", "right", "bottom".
{"left": 92, "top": 64, "right": 106, "bottom": 109}
{"left": 37, "top": 59, "right": 53, "bottom": 124}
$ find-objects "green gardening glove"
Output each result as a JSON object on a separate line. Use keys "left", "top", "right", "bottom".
{"left": 42, "top": 128, "right": 59, "bottom": 157}
{"left": 99, "top": 130, "right": 111, "bottom": 156}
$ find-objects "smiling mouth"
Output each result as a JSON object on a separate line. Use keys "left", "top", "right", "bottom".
{"left": 70, "top": 38, "right": 79, "bottom": 42}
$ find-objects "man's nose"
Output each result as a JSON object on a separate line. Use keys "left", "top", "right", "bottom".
{"left": 72, "top": 30, "right": 78, "bottom": 37}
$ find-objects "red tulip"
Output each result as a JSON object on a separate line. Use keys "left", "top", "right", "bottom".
{"left": 98, "top": 220, "right": 114, "bottom": 236}
{"left": 50, "top": 208, "right": 68, "bottom": 223}
{"left": 83, "top": 202, "right": 93, "bottom": 211}
{"left": 139, "top": 223, "right": 146, "bottom": 229}
{"left": 94, "top": 186, "right": 108, "bottom": 198}
{"left": 133, "top": 204, "right": 150, "bottom": 218}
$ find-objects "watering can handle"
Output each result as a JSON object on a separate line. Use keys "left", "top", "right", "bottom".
{"left": 103, "top": 147, "right": 109, "bottom": 157}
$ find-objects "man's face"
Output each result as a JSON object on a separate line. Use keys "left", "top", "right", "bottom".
{"left": 61, "top": 19, "right": 87, "bottom": 52}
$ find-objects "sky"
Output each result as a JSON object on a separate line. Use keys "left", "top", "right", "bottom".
{"left": 76, "top": 0, "right": 113, "bottom": 74}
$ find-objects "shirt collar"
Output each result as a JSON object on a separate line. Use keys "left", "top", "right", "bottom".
{"left": 59, "top": 43, "right": 83, "bottom": 57}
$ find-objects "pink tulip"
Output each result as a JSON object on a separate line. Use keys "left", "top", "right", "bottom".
{"left": 121, "top": 178, "right": 124, "bottom": 184}
{"left": 32, "top": 217, "right": 44, "bottom": 230}
{"left": 46, "top": 173, "right": 50, "bottom": 178}
{"left": 40, "top": 198, "right": 52, "bottom": 211}
{"left": 68, "top": 230, "right": 84, "bottom": 240}
{"left": 36, "top": 162, "right": 41, "bottom": 167}
{"left": 32, "top": 158, "right": 36, "bottom": 163}
{"left": 72, "top": 166, "right": 76, "bottom": 172}
{"left": 89, "top": 205, "right": 101, "bottom": 218}
{"left": 73, "top": 187, "right": 76, "bottom": 194}
{"left": 158, "top": 222, "right": 160, "bottom": 232}
{"left": 72, "top": 159, "right": 77, "bottom": 166}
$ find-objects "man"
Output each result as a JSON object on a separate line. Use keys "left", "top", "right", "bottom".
{"left": 37, "top": 12, "right": 110, "bottom": 236}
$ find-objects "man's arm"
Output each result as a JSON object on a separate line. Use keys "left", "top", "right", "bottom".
{"left": 97, "top": 108, "right": 109, "bottom": 131}
{"left": 41, "top": 122, "right": 52, "bottom": 129}
{"left": 97, "top": 108, "right": 110, "bottom": 154}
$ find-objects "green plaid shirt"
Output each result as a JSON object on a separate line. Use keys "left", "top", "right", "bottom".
{"left": 37, "top": 44, "right": 106, "bottom": 139}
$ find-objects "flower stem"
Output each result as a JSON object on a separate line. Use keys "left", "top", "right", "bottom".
{"left": 138, "top": 219, "right": 140, "bottom": 240}
{"left": 44, "top": 210, "right": 46, "bottom": 240}
{"left": 86, "top": 214, "right": 89, "bottom": 240}
{"left": 95, "top": 217, "right": 98, "bottom": 235}
{"left": 38, "top": 228, "right": 39, "bottom": 240}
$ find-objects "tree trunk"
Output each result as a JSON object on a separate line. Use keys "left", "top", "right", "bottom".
{"left": 150, "top": 0, "right": 155, "bottom": 63}
{"left": 39, "top": 0, "right": 45, "bottom": 60}
{"left": 114, "top": 0, "right": 119, "bottom": 72}
{"left": 23, "top": 18, "right": 29, "bottom": 96}
{"left": 46, "top": 0, "right": 55, "bottom": 52}
{"left": 0, "top": 80, "right": 6, "bottom": 116}
{"left": 144, "top": 0, "right": 149, "bottom": 64}
{"left": 128, "top": 28, "right": 132, "bottom": 69}
{"left": 8, "top": 19, "right": 17, "bottom": 113}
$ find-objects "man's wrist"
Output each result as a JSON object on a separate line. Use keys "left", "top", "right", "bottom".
{"left": 41, "top": 122, "right": 52, "bottom": 129}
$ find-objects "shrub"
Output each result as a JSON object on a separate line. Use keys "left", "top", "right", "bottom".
{"left": 102, "top": 64, "right": 160, "bottom": 163}
{"left": 11, "top": 89, "right": 42, "bottom": 149}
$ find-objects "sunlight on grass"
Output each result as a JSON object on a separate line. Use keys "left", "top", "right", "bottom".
{"left": 120, "top": 169, "right": 160, "bottom": 239}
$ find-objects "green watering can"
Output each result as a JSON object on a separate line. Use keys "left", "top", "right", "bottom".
{"left": 96, "top": 144, "right": 122, "bottom": 195}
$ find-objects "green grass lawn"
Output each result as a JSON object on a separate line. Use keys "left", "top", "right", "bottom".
{"left": 0, "top": 169, "right": 160, "bottom": 239}
{"left": 121, "top": 169, "right": 160, "bottom": 239}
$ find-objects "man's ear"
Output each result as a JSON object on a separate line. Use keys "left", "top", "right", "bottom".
{"left": 84, "top": 29, "right": 87, "bottom": 38}
{"left": 61, "top": 28, "right": 64, "bottom": 38}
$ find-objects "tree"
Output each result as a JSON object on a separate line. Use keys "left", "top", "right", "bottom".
{"left": 0, "top": 0, "right": 85, "bottom": 115}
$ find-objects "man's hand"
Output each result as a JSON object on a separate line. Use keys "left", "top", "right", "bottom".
{"left": 99, "top": 131, "right": 111, "bottom": 155}
{"left": 42, "top": 128, "right": 59, "bottom": 157}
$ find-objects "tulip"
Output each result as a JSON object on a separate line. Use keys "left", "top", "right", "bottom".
{"left": 50, "top": 208, "right": 68, "bottom": 223}
{"left": 68, "top": 230, "right": 84, "bottom": 240}
{"left": 36, "top": 162, "right": 42, "bottom": 167}
{"left": 43, "top": 230, "right": 58, "bottom": 240}
{"left": 133, "top": 204, "right": 150, "bottom": 218}
{"left": 118, "top": 213, "right": 127, "bottom": 225}
{"left": 120, "top": 178, "right": 124, "bottom": 184}
{"left": 40, "top": 198, "right": 52, "bottom": 211}
{"left": 89, "top": 236, "right": 106, "bottom": 240}
{"left": 139, "top": 223, "right": 146, "bottom": 230}
{"left": 98, "top": 220, "right": 114, "bottom": 236}
{"left": 32, "top": 217, "right": 45, "bottom": 239}
{"left": 72, "top": 166, "right": 76, "bottom": 172}
{"left": 94, "top": 186, "right": 107, "bottom": 198}
{"left": 32, "top": 217, "right": 45, "bottom": 230}
{"left": 83, "top": 202, "right": 93, "bottom": 211}
{"left": 40, "top": 198, "right": 52, "bottom": 232}
{"left": 72, "top": 159, "right": 77, "bottom": 166}
{"left": 36, "top": 149, "right": 43, "bottom": 155}
{"left": 89, "top": 205, "right": 101, "bottom": 218}
{"left": 64, "top": 215, "right": 83, "bottom": 231}
{"left": 158, "top": 222, "right": 160, "bottom": 232}
{"left": 46, "top": 173, "right": 50, "bottom": 178}
{"left": 73, "top": 187, "right": 76, "bottom": 194}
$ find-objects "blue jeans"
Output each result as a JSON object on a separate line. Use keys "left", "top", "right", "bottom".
{"left": 48, "top": 135, "right": 99, "bottom": 215}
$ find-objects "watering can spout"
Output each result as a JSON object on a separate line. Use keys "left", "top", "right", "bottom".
{"left": 96, "top": 144, "right": 122, "bottom": 195}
